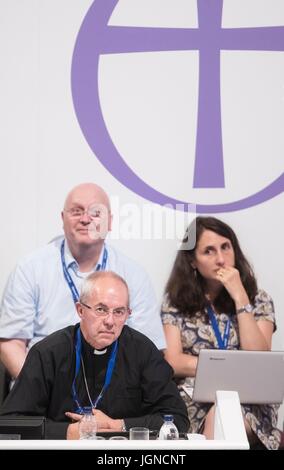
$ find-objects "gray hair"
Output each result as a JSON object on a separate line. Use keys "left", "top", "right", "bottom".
{"left": 79, "top": 271, "right": 129, "bottom": 304}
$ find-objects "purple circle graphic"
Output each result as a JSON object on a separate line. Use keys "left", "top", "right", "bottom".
{"left": 71, "top": 0, "right": 284, "bottom": 213}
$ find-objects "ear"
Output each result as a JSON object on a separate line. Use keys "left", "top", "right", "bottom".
{"left": 76, "top": 302, "right": 83, "bottom": 319}
{"left": 108, "top": 213, "right": 113, "bottom": 232}
{"left": 191, "top": 262, "right": 196, "bottom": 270}
{"left": 61, "top": 211, "right": 65, "bottom": 230}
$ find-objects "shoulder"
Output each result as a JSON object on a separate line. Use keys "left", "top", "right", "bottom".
{"left": 119, "top": 326, "right": 169, "bottom": 372}
{"left": 119, "top": 326, "right": 172, "bottom": 374}
{"left": 106, "top": 243, "right": 153, "bottom": 288}
{"left": 16, "top": 237, "right": 63, "bottom": 271}
{"left": 30, "top": 324, "right": 76, "bottom": 356}
{"left": 106, "top": 244, "right": 145, "bottom": 273}
{"left": 253, "top": 289, "right": 276, "bottom": 326}
{"left": 254, "top": 289, "right": 274, "bottom": 306}
{"left": 161, "top": 294, "right": 182, "bottom": 327}
{"left": 120, "top": 325, "right": 158, "bottom": 352}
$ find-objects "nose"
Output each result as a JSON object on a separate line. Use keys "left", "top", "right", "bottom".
{"left": 103, "top": 312, "right": 115, "bottom": 326}
{"left": 80, "top": 211, "right": 92, "bottom": 223}
{"left": 216, "top": 249, "right": 225, "bottom": 266}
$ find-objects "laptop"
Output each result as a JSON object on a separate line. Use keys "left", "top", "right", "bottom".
{"left": 192, "top": 349, "right": 284, "bottom": 404}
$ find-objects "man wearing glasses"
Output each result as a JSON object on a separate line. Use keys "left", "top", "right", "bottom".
{"left": 0, "top": 183, "right": 165, "bottom": 382}
{"left": 0, "top": 272, "right": 188, "bottom": 439}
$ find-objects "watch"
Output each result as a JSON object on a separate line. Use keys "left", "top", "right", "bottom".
{"left": 121, "top": 420, "right": 127, "bottom": 432}
{"left": 236, "top": 304, "right": 253, "bottom": 314}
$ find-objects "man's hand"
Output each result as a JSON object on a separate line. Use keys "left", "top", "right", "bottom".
{"left": 65, "top": 409, "right": 123, "bottom": 437}
{"left": 65, "top": 411, "right": 82, "bottom": 440}
{"left": 65, "top": 411, "right": 82, "bottom": 422}
{"left": 66, "top": 422, "right": 80, "bottom": 440}
{"left": 92, "top": 409, "right": 123, "bottom": 432}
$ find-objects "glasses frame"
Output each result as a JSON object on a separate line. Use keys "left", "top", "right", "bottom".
{"left": 64, "top": 207, "right": 105, "bottom": 219}
{"left": 80, "top": 302, "right": 131, "bottom": 318}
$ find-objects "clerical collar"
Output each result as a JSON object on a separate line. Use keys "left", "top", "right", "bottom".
{"left": 81, "top": 333, "right": 108, "bottom": 356}
{"left": 94, "top": 348, "right": 108, "bottom": 355}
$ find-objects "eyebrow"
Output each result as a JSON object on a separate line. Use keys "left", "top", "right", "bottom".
{"left": 94, "top": 303, "right": 125, "bottom": 309}
{"left": 69, "top": 203, "right": 85, "bottom": 208}
{"left": 203, "top": 241, "right": 231, "bottom": 250}
{"left": 202, "top": 244, "right": 215, "bottom": 250}
{"left": 65, "top": 203, "right": 85, "bottom": 210}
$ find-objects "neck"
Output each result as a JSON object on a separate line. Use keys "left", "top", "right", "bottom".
{"left": 68, "top": 240, "right": 104, "bottom": 272}
{"left": 81, "top": 327, "right": 113, "bottom": 351}
{"left": 206, "top": 280, "right": 222, "bottom": 303}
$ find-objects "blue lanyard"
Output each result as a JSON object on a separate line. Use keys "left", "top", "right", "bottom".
{"left": 72, "top": 328, "right": 118, "bottom": 413}
{"left": 60, "top": 240, "right": 108, "bottom": 303}
{"left": 207, "top": 305, "right": 231, "bottom": 350}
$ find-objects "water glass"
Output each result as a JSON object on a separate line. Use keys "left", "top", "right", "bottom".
{"left": 79, "top": 413, "right": 97, "bottom": 440}
{"left": 129, "top": 427, "right": 149, "bottom": 440}
{"left": 187, "top": 433, "right": 206, "bottom": 440}
{"left": 109, "top": 436, "right": 128, "bottom": 440}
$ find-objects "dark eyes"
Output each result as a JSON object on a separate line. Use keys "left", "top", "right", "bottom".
{"left": 204, "top": 243, "right": 231, "bottom": 254}
{"left": 222, "top": 243, "right": 231, "bottom": 250}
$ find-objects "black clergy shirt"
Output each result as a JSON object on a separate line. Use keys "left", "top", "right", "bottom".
{"left": 0, "top": 324, "right": 189, "bottom": 439}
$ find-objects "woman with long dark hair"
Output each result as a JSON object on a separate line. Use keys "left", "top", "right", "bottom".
{"left": 161, "top": 216, "right": 280, "bottom": 449}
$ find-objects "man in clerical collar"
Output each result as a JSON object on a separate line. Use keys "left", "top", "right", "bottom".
{"left": 0, "top": 272, "right": 189, "bottom": 439}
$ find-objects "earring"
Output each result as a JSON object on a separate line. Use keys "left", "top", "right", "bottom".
{"left": 193, "top": 268, "right": 197, "bottom": 278}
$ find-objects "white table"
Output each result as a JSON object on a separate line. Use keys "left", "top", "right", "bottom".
{"left": 0, "top": 391, "right": 250, "bottom": 450}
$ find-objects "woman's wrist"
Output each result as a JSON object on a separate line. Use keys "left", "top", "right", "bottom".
{"left": 234, "top": 291, "right": 250, "bottom": 308}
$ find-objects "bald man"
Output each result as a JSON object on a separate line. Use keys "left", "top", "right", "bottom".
{"left": 0, "top": 183, "right": 165, "bottom": 379}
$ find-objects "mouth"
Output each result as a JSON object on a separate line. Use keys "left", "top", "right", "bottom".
{"left": 77, "top": 229, "right": 90, "bottom": 234}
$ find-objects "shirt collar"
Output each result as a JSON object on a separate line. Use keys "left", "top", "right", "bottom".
{"left": 64, "top": 239, "right": 107, "bottom": 273}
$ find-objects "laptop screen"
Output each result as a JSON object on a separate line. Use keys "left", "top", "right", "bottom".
{"left": 192, "top": 349, "right": 284, "bottom": 404}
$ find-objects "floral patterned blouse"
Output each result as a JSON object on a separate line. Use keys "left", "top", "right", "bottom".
{"left": 161, "top": 289, "right": 281, "bottom": 450}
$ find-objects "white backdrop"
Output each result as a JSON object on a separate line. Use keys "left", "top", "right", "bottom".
{"left": 0, "top": 0, "right": 283, "bottom": 425}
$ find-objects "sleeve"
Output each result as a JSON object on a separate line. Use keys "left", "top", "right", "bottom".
{"left": 0, "top": 346, "right": 68, "bottom": 440}
{"left": 0, "top": 261, "right": 37, "bottom": 340}
{"left": 124, "top": 343, "right": 189, "bottom": 433}
{"left": 126, "top": 264, "right": 166, "bottom": 350}
{"left": 161, "top": 296, "right": 182, "bottom": 328}
{"left": 253, "top": 289, "right": 276, "bottom": 331}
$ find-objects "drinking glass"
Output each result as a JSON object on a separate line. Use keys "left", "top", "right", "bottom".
{"left": 187, "top": 433, "right": 206, "bottom": 440}
{"left": 129, "top": 427, "right": 149, "bottom": 440}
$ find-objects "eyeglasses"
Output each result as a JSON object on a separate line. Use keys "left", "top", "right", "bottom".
{"left": 80, "top": 302, "right": 130, "bottom": 318}
{"left": 64, "top": 207, "right": 104, "bottom": 219}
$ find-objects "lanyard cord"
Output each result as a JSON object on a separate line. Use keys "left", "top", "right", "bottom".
{"left": 207, "top": 304, "right": 231, "bottom": 350}
{"left": 72, "top": 328, "right": 118, "bottom": 412}
{"left": 81, "top": 356, "right": 95, "bottom": 408}
{"left": 61, "top": 239, "right": 108, "bottom": 303}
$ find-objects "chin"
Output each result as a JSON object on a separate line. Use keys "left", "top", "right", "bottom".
{"left": 96, "top": 338, "right": 115, "bottom": 349}
{"left": 94, "top": 342, "right": 110, "bottom": 351}
{"left": 76, "top": 234, "right": 94, "bottom": 242}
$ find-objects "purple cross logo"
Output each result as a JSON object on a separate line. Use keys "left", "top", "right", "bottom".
{"left": 71, "top": 0, "right": 284, "bottom": 212}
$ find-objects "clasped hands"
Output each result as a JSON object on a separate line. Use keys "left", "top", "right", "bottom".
{"left": 65, "top": 409, "right": 123, "bottom": 440}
